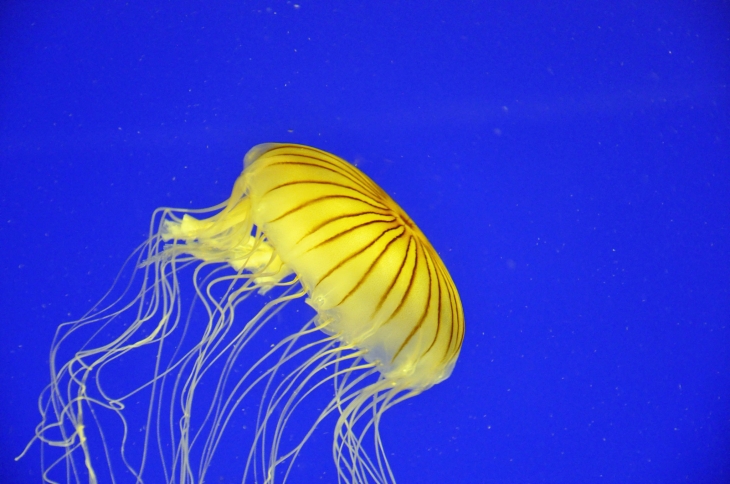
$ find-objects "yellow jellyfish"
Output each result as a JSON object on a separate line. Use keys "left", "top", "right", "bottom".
{"left": 21, "top": 143, "right": 464, "bottom": 483}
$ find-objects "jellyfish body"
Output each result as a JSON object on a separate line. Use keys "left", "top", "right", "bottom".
{"left": 23, "top": 144, "right": 464, "bottom": 483}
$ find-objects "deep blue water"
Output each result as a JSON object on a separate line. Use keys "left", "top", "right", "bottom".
{"left": 1, "top": 1, "right": 728, "bottom": 483}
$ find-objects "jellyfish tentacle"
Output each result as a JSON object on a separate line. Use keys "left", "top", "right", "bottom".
{"left": 26, "top": 143, "right": 463, "bottom": 484}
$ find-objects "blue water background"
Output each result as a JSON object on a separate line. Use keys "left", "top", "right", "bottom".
{"left": 1, "top": 1, "right": 728, "bottom": 482}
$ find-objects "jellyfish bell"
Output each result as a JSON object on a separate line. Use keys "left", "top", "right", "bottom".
{"left": 22, "top": 143, "right": 464, "bottom": 483}
{"left": 176, "top": 144, "right": 463, "bottom": 386}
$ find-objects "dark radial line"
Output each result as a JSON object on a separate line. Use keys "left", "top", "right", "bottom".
{"left": 302, "top": 152, "right": 382, "bottom": 199}
{"left": 372, "top": 237, "right": 413, "bottom": 318}
{"left": 293, "top": 148, "right": 384, "bottom": 196}
{"left": 262, "top": 175, "right": 388, "bottom": 211}
{"left": 425, "top": 245, "right": 463, "bottom": 360}
{"left": 268, "top": 159, "right": 383, "bottom": 198}
{"left": 313, "top": 222, "right": 399, "bottom": 289}
{"left": 263, "top": 180, "right": 383, "bottom": 206}
{"left": 451, "top": 286, "right": 464, "bottom": 358}
{"left": 381, "top": 235, "right": 421, "bottom": 326}
{"left": 423, "top": 249, "right": 444, "bottom": 356}
{"left": 425, "top": 252, "right": 456, "bottom": 363}
{"left": 442, "top": 269, "right": 461, "bottom": 360}
{"left": 449, "top": 259, "right": 465, "bottom": 350}
{"left": 265, "top": 153, "right": 383, "bottom": 200}
{"left": 268, "top": 194, "right": 387, "bottom": 224}
{"left": 392, "top": 241, "right": 434, "bottom": 363}
{"left": 295, "top": 211, "right": 392, "bottom": 245}
{"left": 436, "top": 260, "right": 457, "bottom": 359}
{"left": 454, "top": 281, "right": 465, "bottom": 349}
{"left": 335, "top": 226, "right": 406, "bottom": 307}
{"left": 303, "top": 218, "right": 396, "bottom": 255}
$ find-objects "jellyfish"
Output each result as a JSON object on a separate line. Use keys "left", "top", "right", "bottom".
{"left": 21, "top": 143, "right": 464, "bottom": 483}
